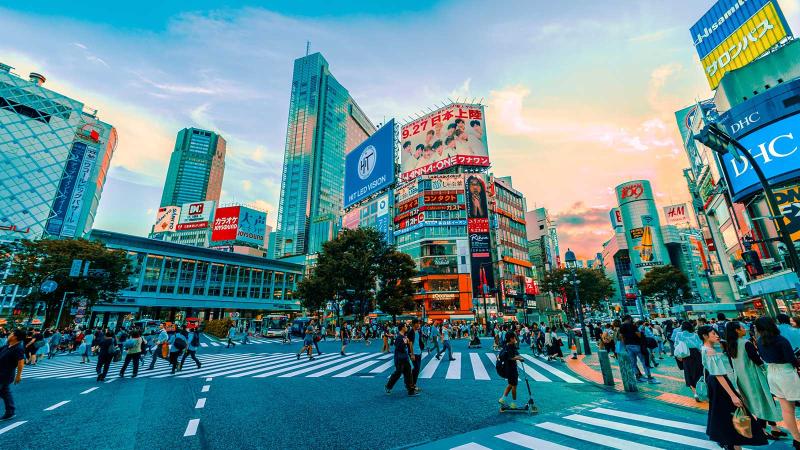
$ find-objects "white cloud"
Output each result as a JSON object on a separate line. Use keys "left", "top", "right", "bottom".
{"left": 242, "top": 180, "right": 252, "bottom": 191}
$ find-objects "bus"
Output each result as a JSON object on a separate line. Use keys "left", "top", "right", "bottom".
{"left": 262, "top": 314, "right": 289, "bottom": 337}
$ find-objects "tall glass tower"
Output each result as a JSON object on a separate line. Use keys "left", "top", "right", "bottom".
{"left": 160, "top": 128, "right": 226, "bottom": 207}
{"left": 0, "top": 63, "right": 117, "bottom": 241}
{"left": 275, "top": 52, "right": 374, "bottom": 258}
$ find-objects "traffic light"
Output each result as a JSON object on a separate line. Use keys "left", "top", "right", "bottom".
{"left": 742, "top": 250, "right": 764, "bottom": 276}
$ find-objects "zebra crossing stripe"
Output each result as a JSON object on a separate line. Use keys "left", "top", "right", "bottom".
{"left": 200, "top": 343, "right": 208, "bottom": 348}
{"left": 514, "top": 355, "right": 550, "bottom": 382}
{"left": 445, "top": 353, "right": 461, "bottom": 379}
{"left": 249, "top": 353, "right": 340, "bottom": 378}
{"left": 563, "top": 414, "right": 716, "bottom": 449}
{"left": 419, "top": 354, "right": 442, "bottom": 379}
{"left": 304, "top": 353, "right": 381, "bottom": 378}
{"left": 521, "top": 355, "right": 581, "bottom": 383}
{"left": 175, "top": 354, "right": 290, "bottom": 378}
{"left": 450, "top": 443, "right": 492, "bottom": 450}
{"left": 209, "top": 342, "right": 221, "bottom": 347}
{"left": 223, "top": 354, "right": 330, "bottom": 378}
{"left": 370, "top": 358, "right": 395, "bottom": 374}
{"left": 536, "top": 422, "right": 664, "bottom": 450}
{"left": 588, "top": 408, "right": 706, "bottom": 433}
{"left": 495, "top": 431, "right": 575, "bottom": 450}
{"left": 279, "top": 353, "right": 369, "bottom": 378}
{"left": 332, "top": 358, "right": 383, "bottom": 378}
{"left": 469, "top": 353, "right": 490, "bottom": 380}
{"left": 139, "top": 354, "right": 253, "bottom": 379}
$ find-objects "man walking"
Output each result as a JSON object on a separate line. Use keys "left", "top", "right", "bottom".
{"left": 385, "top": 323, "right": 418, "bottom": 397}
{"left": 180, "top": 328, "right": 202, "bottom": 370}
{"left": 619, "top": 315, "right": 660, "bottom": 384}
{"left": 147, "top": 324, "right": 170, "bottom": 370}
{"left": 47, "top": 329, "right": 62, "bottom": 359}
{"left": 436, "top": 322, "right": 455, "bottom": 361}
{"left": 227, "top": 324, "right": 237, "bottom": 348}
{"left": 0, "top": 329, "right": 25, "bottom": 420}
{"left": 408, "top": 319, "right": 423, "bottom": 392}
{"left": 428, "top": 323, "right": 441, "bottom": 355}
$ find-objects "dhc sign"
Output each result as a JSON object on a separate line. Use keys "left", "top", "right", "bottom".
{"left": 724, "top": 112, "right": 800, "bottom": 200}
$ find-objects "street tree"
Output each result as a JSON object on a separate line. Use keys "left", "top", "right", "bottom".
{"left": 541, "top": 268, "right": 614, "bottom": 318}
{"left": 637, "top": 265, "right": 690, "bottom": 306}
{"left": 1, "top": 238, "right": 133, "bottom": 328}
{"left": 376, "top": 251, "right": 417, "bottom": 322}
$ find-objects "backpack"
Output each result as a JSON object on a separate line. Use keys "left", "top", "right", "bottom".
{"left": 124, "top": 339, "right": 136, "bottom": 350}
{"left": 646, "top": 337, "right": 658, "bottom": 349}
{"left": 191, "top": 333, "right": 200, "bottom": 347}
{"left": 173, "top": 336, "right": 187, "bottom": 351}
{"left": 495, "top": 347, "right": 509, "bottom": 379}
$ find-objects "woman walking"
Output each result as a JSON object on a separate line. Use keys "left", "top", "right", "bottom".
{"left": 754, "top": 317, "right": 800, "bottom": 448}
{"left": 725, "top": 321, "right": 785, "bottom": 440}
{"left": 699, "top": 325, "right": 767, "bottom": 449}
{"left": 95, "top": 330, "right": 116, "bottom": 382}
{"left": 674, "top": 321, "right": 704, "bottom": 401}
{"left": 341, "top": 324, "right": 350, "bottom": 356}
{"left": 119, "top": 330, "right": 145, "bottom": 378}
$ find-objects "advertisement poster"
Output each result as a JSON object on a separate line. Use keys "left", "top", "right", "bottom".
{"left": 428, "top": 174, "right": 464, "bottom": 191}
{"left": 344, "top": 120, "right": 395, "bottom": 209}
{"left": 236, "top": 206, "right": 267, "bottom": 246}
{"left": 400, "top": 103, "right": 490, "bottom": 181}
{"left": 154, "top": 206, "right": 181, "bottom": 233}
{"left": 45, "top": 141, "right": 87, "bottom": 235}
{"left": 616, "top": 180, "right": 668, "bottom": 280}
{"left": 524, "top": 277, "right": 538, "bottom": 295}
{"left": 663, "top": 203, "right": 690, "bottom": 226}
{"left": 177, "top": 200, "right": 215, "bottom": 230}
{"left": 211, "top": 206, "right": 240, "bottom": 242}
{"left": 60, "top": 146, "right": 99, "bottom": 237}
{"left": 775, "top": 185, "right": 800, "bottom": 242}
{"left": 609, "top": 207, "right": 623, "bottom": 230}
{"left": 465, "top": 174, "right": 494, "bottom": 298}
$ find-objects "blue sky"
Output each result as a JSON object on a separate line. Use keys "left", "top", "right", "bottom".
{"left": 2, "top": 1, "right": 799, "bottom": 258}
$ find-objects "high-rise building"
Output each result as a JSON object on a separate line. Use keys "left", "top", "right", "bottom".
{"left": 0, "top": 64, "right": 117, "bottom": 242}
{"left": 275, "top": 52, "right": 375, "bottom": 258}
{"left": 160, "top": 128, "right": 226, "bottom": 208}
{"left": 492, "top": 176, "right": 533, "bottom": 319}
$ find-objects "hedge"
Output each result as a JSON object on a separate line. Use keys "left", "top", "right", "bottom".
{"left": 204, "top": 319, "right": 234, "bottom": 339}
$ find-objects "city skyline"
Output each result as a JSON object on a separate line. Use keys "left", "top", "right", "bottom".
{"left": 3, "top": 1, "right": 800, "bottom": 259}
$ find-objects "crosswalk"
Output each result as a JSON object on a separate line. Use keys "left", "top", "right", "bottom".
{"left": 198, "top": 335, "right": 286, "bottom": 348}
{"left": 21, "top": 351, "right": 584, "bottom": 383}
{"left": 415, "top": 405, "right": 718, "bottom": 449}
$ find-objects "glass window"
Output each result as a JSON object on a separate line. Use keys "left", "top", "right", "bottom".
{"left": 261, "top": 271, "right": 274, "bottom": 299}
{"left": 141, "top": 255, "right": 163, "bottom": 293}
{"left": 177, "top": 259, "right": 196, "bottom": 295}
{"left": 126, "top": 251, "right": 145, "bottom": 291}
{"left": 194, "top": 261, "right": 209, "bottom": 296}
{"left": 160, "top": 257, "right": 180, "bottom": 294}
{"left": 237, "top": 267, "right": 251, "bottom": 297}
{"left": 250, "top": 269, "right": 263, "bottom": 298}
{"left": 208, "top": 263, "right": 224, "bottom": 297}
{"left": 223, "top": 265, "right": 237, "bottom": 297}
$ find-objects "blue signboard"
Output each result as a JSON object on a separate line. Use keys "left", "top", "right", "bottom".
{"left": 722, "top": 111, "right": 800, "bottom": 201}
{"left": 344, "top": 120, "right": 395, "bottom": 209}
{"left": 45, "top": 142, "right": 87, "bottom": 235}
{"left": 690, "top": 0, "right": 773, "bottom": 59}
{"left": 236, "top": 206, "right": 267, "bottom": 246}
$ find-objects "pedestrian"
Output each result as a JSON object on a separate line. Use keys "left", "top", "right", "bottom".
{"left": 297, "top": 327, "right": 314, "bottom": 360}
{"left": 241, "top": 325, "right": 250, "bottom": 345}
{"left": 435, "top": 323, "right": 455, "bottom": 361}
{"left": 94, "top": 330, "right": 116, "bottom": 382}
{"left": 776, "top": 314, "right": 800, "bottom": 354}
{"left": 312, "top": 324, "right": 323, "bottom": 356}
{"left": 408, "top": 319, "right": 422, "bottom": 392}
{"left": 119, "top": 330, "right": 145, "bottom": 378}
{"left": 0, "top": 329, "right": 25, "bottom": 421}
{"left": 619, "top": 315, "right": 659, "bottom": 384}
{"left": 35, "top": 329, "right": 50, "bottom": 363}
{"left": 725, "top": 321, "right": 785, "bottom": 440}
{"left": 227, "top": 324, "right": 237, "bottom": 348}
{"left": 340, "top": 324, "right": 350, "bottom": 356}
{"left": 754, "top": 317, "right": 800, "bottom": 447}
{"left": 673, "top": 320, "right": 704, "bottom": 401}
{"left": 147, "top": 324, "right": 170, "bottom": 370}
{"left": 565, "top": 326, "right": 578, "bottom": 360}
{"left": 48, "top": 329, "right": 62, "bottom": 359}
{"left": 169, "top": 327, "right": 188, "bottom": 374}
{"left": 600, "top": 323, "right": 615, "bottom": 357}
{"left": 698, "top": 325, "right": 767, "bottom": 449}
{"left": 80, "top": 329, "right": 93, "bottom": 364}
{"left": 382, "top": 324, "right": 390, "bottom": 353}
{"left": 428, "top": 323, "right": 441, "bottom": 355}
{"left": 180, "top": 327, "right": 202, "bottom": 370}
{"left": 384, "top": 322, "right": 417, "bottom": 397}
{"left": 283, "top": 323, "right": 291, "bottom": 344}
{"left": 498, "top": 331, "right": 524, "bottom": 409}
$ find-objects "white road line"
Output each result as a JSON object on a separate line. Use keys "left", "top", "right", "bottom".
{"left": 43, "top": 400, "right": 70, "bottom": 411}
{"left": 282, "top": 353, "right": 370, "bottom": 378}
{"left": 183, "top": 419, "right": 200, "bottom": 437}
{"left": 445, "top": 353, "right": 461, "bottom": 379}
{"left": 451, "top": 443, "right": 492, "bottom": 450}
{"left": 469, "top": 353, "right": 490, "bottom": 380}
{"left": 206, "top": 377, "right": 213, "bottom": 381}
{"left": 302, "top": 353, "right": 380, "bottom": 378}
{"left": 200, "top": 343, "right": 208, "bottom": 348}
{"left": 521, "top": 354, "right": 582, "bottom": 383}
{"left": 201, "top": 385, "right": 210, "bottom": 393}
{"left": 588, "top": 407, "right": 706, "bottom": 433}
{"left": 176, "top": 354, "right": 289, "bottom": 378}
{"left": 536, "top": 422, "right": 663, "bottom": 450}
{"left": 496, "top": 431, "right": 575, "bottom": 450}
{"left": 231, "top": 353, "right": 338, "bottom": 378}
{"left": 0, "top": 421, "right": 26, "bottom": 435}
{"left": 80, "top": 387, "right": 99, "bottom": 395}
{"left": 145, "top": 354, "right": 253, "bottom": 379}
{"left": 564, "top": 414, "right": 716, "bottom": 449}
{"left": 195, "top": 398, "right": 206, "bottom": 409}
{"left": 419, "top": 354, "right": 442, "bottom": 379}
{"left": 332, "top": 359, "right": 381, "bottom": 378}
{"left": 370, "top": 359, "right": 395, "bottom": 374}
{"left": 209, "top": 342, "right": 220, "bottom": 347}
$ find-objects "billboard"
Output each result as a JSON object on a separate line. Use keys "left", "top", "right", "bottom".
{"left": 211, "top": 206, "right": 240, "bottom": 242}
{"left": 610, "top": 207, "right": 623, "bottom": 230}
{"left": 663, "top": 203, "right": 690, "bottom": 226}
{"left": 465, "top": 174, "right": 494, "bottom": 298}
{"left": 177, "top": 200, "right": 215, "bottom": 230}
{"left": 616, "top": 180, "right": 669, "bottom": 280}
{"left": 154, "top": 206, "right": 181, "bottom": 234}
{"left": 400, "top": 103, "right": 490, "bottom": 182}
{"left": 721, "top": 111, "right": 800, "bottom": 200}
{"left": 235, "top": 206, "right": 267, "bottom": 246}
{"left": 61, "top": 145, "right": 99, "bottom": 237}
{"left": 45, "top": 142, "right": 89, "bottom": 236}
{"left": 691, "top": 0, "right": 790, "bottom": 89}
{"left": 775, "top": 185, "right": 800, "bottom": 242}
{"left": 344, "top": 120, "right": 395, "bottom": 209}
{"left": 428, "top": 174, "right": 464, "bottom": 191}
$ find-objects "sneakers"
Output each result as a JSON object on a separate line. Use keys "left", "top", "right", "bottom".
{"left": 498, "top": 398, "right": 507, "bottom": 406}
{"left": 414, "top": 386, "right": 422, "bottom": 393}
{"left": 647, "top": 378, "right": 661, "bottom": 384}
{"left": 297, "top": 354, "right": 301, "bottom": 360}
{"left": 385, "top": 385, "right": 392, "bottom": 395}
{"left": 509, "top": 402, "right": 517, "bottom": 409}
{"left": 408, "top": 390, "right": 420, "bottom": 397}
{"left": 636, "top": 377, "right": 645, "bottom": 383}
{"left": 0, "top": 412, "right": 15, "bottom": 421}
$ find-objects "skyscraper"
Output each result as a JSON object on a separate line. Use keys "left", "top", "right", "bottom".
{"left": 160, "top": 128, "right": 226, "bottom": 208}
{"left": 0, "top": 63, "right": 117, "bottom": 241}
{"left": 275, "top": 52, "right": 374, "bottom": 258}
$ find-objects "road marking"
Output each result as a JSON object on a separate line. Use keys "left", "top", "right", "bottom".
{"left": 303, "top": 353, "right": 379, "bottom": 378}
{"left": 445, "top": 353, "right": 461, "bottom": 379}
{"left": 206, "top": 377, "right": 213, "bottom": 381}
{"left": 105, "top": 377, "right": 117, "bottom": 383}
{"left": 495, "top": 431, "right": 575, "bottom": 450}
{"left": 282, "top": 353, "right": 370, "bottom": 378}
{"left": 201, "top": 385, "right": 210, "bottom": 392}
{"left": 43, "top": 400, "right": 70, "bottom": 411}
{"left": 177, "top": 354, "right": 289, "bottom": 378}
{"left": 195, "top": 398, "right": 206, "bottom": 409}
{"left": 564, "top": 414, "right": 715, "bottom": 448}
{"left": 419, "top": 354, "right": 443, "bottom": 378}
{"left": 451, "top": 443, "right": 492, "bottom": 450}
{"left": 332, "top": 359, "right": 381, "bottom": 378}
{"left": 516, "top": 355, "right": 551, "bottom": 382}
{"left": 589, "top": 407, "right": 706, "bottom": 433}
{"left": 209, "top": 342, "right": 220, "bottom": 347}
{"left": 252, "top": 353, "right": 341, "bottom": 378}
{"left": 522, "top": 354, "right": 582, "bottom": 383}
{"left": 231, "top": 353, "right": 338, "bottom": 378}
{"left": 183, "top": 418, "right": 200, "bottom": 437}
{"left": 536, "top": 422, "right": 663, "bottom": 450}
{"left": 200, "top": 343, "right": 208, "bottom": 348}
{"left": 0, "top": 421, "right": 26, "bottom": 435}
{"left": 469, "top": 353, "right": 490, "bottom": 380}
{"left": 370, "top": 359, "right": 395, "bottom": 374}
{"left": 80, "top": 387, "right": 99, "bottom": 395}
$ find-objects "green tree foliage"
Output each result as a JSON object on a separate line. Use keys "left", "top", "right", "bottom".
{"left": 637, "top": 265, "right": 690, "bottom": 306}
{"left": 375, "top": 251, "right": 417, "bottom": 321}
{"left": 1, "top": 238, "right": 133, "bottom": 328}
{"left": 541, "top": 268, "right": 614, "bottom": 317}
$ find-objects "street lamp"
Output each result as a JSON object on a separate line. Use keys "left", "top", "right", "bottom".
{"left": 479, "top": 262, "right": 496, "bottom": 324}
{"left": 564, "top": 249, "right": 592, "bottom": 356}
{"left": 695, "top": 123, "right": 800, "bottom": 273}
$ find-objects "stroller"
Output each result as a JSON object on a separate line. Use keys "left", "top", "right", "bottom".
{"left": 468, "top": 334, "right": 482, "bottom": 349}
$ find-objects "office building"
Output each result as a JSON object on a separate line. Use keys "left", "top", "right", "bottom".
{"left": 160, "top": 128, "right": 226, "bottom": 208}
{"left": 275, "top": 52, "right": 375, "bottom": 258}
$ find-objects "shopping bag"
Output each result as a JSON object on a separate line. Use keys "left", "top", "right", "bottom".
{"left": 732, "top": 406, "right": 753, "bottom": 438}
{"left": 695, "top": 376, "right": 709, "bottom": 401}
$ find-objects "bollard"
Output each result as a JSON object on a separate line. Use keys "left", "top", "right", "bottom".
{"left": 597, "top": 349, "right": 615, "bottom": 386}
{"left": 616, "top": 350, "right": 639, "bottom": 392}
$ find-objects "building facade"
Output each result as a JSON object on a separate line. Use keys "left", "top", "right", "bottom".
{"left": 160, "top": 128, "right": 226, "bottom": 208}
{"left": 275, "top": 52, "right": 375, "bottom": 258}
{"left": 0, "top": 64, "right": 117, "bottom": 242}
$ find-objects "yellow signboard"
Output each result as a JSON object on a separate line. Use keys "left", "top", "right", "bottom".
{"left": 701, "top": 2, "right": 788, "bottom": 89}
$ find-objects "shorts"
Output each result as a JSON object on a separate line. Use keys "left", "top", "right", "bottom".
{"left": 506, "top": 366, "right": 519, "bottom": 386}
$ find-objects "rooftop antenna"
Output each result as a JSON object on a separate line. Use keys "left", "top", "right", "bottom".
{"left": 306, "top": 41, "right": 310, "bottom": 56}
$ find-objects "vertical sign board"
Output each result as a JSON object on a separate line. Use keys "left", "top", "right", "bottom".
{"left": 211, "top": 206, "right": 240, "bottom": 242}
{"left": 609, "top": 207, "right": 624, "bottom": 231}
{"left": 344, "top": 120, "right": 396, "bottom": 209}
{"left": 60, "top": 146, "right": 99, "bottom": 237}
{"left": 616, "top": 180, "right": 669, "bottom": 281}
{"left": 465, "top": 174, "right": 494, "bottom": 298}
{"left": 775, "top": 185, "right": 800, "bottom": 242}
{"left": 235, "top": 206, "right": 267, "bottom": 246}
{"left": 374, "top": 193, "right": 392, "bottom": 244}
{"left": 45, "top": 142, "right": 87, "bottom": 235}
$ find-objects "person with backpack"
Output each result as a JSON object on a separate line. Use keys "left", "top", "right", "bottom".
{"left": 384, "top": 322, "right": 418, "bottom": 397}
{"left": 94, "top": 330, "right": 117, "bottom": 382}
{"left": 180, "top": 328, "right": 202, "bottom": 370}
{"left": 147, "top": 324, "right": 170, "bottom": 370}
{"left": 226, "top": 324, "right": 237, "bottom": 348}
{"left": 497, "top": 331, "right": 524, "bottom": 409}
{"left": 119, "top": 329, "right": 145, "bottom": 378}
{"left": 169, "top": 327, "right": 189, "bottom": 374}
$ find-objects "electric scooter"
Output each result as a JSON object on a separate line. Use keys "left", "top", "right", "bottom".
{"left": 499, "top": 359, "right": 539, "bottom": 414}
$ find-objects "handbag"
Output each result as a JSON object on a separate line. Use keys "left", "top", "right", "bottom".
{"left": 696, "top": 375, "right": 709, "bottom": 401}
{"left": 732, "top": 406, "right": 753, "bottom": 438}
{"left": 161, "top": 342, "right": 169, "bottom": 358}
{"left": 673, "top": 340, "right": 690, "bottom": 359}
